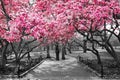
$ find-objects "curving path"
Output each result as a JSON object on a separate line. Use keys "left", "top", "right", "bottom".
{"left": 21, "top": 55, "right": 104, "bottom": 80}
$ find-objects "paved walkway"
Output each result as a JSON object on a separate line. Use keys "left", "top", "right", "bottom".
{"left": 16, "top": 55, "right": 103, "bottom": 80}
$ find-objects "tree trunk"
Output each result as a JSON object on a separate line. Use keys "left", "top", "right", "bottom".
{"left": 46, "top": 45, "right": 51, "bottom": 58}
{"left": 67, "top": 43, "right": 72, "bottom": 54}
{"left": 14, "top": 58, "right": 20, "bottom": 77}
{"left": 83, "top": 40, "right": 87, "bottom": 53}
{"left": 92, "top": 42, "right": 103, "bottom": 77}
{"left": 27, "top": 45, "right": 31, "bottom": 62}
{"left": 0, "top": 41, "right": 8, "bottom": 68}
{"left": 64, "top": 44, "right": 67, "bottom": 55}
{"left": 62, "top": 44, "right": 66, "bottom": 60}
{"left": 104, "top": 43, "right": 120, "bottom": 65}
{"left": 55, "top": 43, "right": 60, "bottom": 60}
{"left": 67, "top": 47, "right": 72, "bottom": 54}
{"left": 43, "top": 47, "right": 46, "bottom": 51}
{"left": 27, "top": 53, "right": 31, "bottom": 62}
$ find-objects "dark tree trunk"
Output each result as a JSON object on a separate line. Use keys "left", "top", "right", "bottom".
{"left": 55, "top": 43, "right": 60, "bottom": 60}
{"left": 46, "top": 45, "right": 51, "bottom": 58}
{"left": 14, "top": 58, "right": 20, "bottom": 77}
{"left": 27, "top": 53, "right": 31, "bottom": 62}
{"left": 67, "top": 43, "right": 72, "bottom": 54}
{"left": 67, "top": 47, "right": 72, "bottom": 54}
{"left": 104, "top": 42, "right": 120, "bottom": 65}
{"left": 64, "top": 44, "right": 67, "bottom": 55}
{"left": 43, "top": 47, "right": 46, "bottom": 51}
{"left": 0, "top": 41, "right": 9, "bottom": 68}
{"left": 92, "top": 42, "right": 103, "bottom": 77}
{"left": 83, "top": 40, "right": 87, "bottom": 53}
{"left": 62, "top": 44, "right": 66, "bottom": 60}
{"left": 27, "top": 45, "right": 31, "bottom": 62}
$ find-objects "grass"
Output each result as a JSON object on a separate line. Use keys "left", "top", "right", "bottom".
{"left": 71, "top": 49, "right": 120, "bottom": 79}
{"left": 0, "top": 52, "right": 45, "bottom": 77}
{"left": 79, "top": 58, "right": 120, "bottom": 79}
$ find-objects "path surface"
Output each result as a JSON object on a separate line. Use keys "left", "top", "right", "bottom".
{"left": 2, "top": 51, "right": 106, "bottom": 80}
{"left": 18, "top": 55, "right": 103, "bottom": 80}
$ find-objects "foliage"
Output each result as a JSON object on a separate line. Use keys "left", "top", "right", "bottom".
{"left": 0, "top": 0, "right": 120, "bottom": 76}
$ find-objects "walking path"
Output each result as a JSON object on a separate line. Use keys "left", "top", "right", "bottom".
{"left": 17, "top": 55, "right": 104, "bottom": 80}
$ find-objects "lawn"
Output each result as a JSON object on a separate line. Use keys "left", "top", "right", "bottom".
{"left": 69, "top": 49, "right": 120, "bottom": 79}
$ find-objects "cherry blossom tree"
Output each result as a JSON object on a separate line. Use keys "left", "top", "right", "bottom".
{"left": 0, "top": 0, "right": 120, "bottom": 74}
{"left": 72, "top": 0, "right": 120, "bottom": 75}
{"left": 0, "top": 0, "right": 75, "bottom": 68}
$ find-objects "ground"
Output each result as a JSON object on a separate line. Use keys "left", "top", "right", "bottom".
{"left": 2, "top": 48, "right": 119, "bottom": 80}
{"left": 2, "top": 54, "right": 105, "bottom": 80}
{"left": 25, "top": 56, "right": 100, "bottom": 80}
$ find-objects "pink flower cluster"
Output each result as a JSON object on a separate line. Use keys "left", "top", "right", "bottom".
{"left": 0, "top": 0, "right": 120, "bottom": 43}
